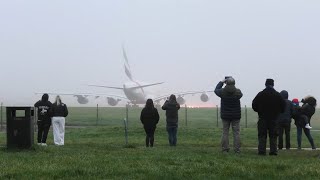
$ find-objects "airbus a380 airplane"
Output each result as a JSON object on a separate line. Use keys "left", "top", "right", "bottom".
{"left": 38, "top": 48, "right": 213, "bottom": 106}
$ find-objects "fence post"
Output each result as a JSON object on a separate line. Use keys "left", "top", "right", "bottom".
{"left": 185, "top": 104, "right": 188, "bottom": 127}
{"left": 126, "top": 104, "right": 129, "bottom": 127}
{"left": 96, "top": 104, "right": 99, "bottom": 126}
{"left": 216, "top": 105, "right": 219, "bottom": 128}
{"left": 34, "top": 107, "right": 37, "bottom": 132}
{"left": 0, "top": 102, "right": 3, "bottom": 131}
{"left": 124, "top": 118, "right": 128, "bottom": 146}
{"left": 245, "top": 105, "right": 248, "bottom": 128}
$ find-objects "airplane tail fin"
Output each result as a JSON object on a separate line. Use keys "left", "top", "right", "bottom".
{"left": 122, "top": 46, "right": 134, "bottom": 81}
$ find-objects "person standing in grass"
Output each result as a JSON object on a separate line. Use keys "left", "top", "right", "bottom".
{"left": 162, "top": 94, "right": 180, "bottom": 146}
{"left": 292, "top": 97, "right": 317, "bottom": 150}
{"left": 140, "top": 99, "right": 160, "bottom": 147}
{"left": 51, "top": 95, "right": 69, "bottom": 146}
{"left": 214, "top": 77, "right": 243, "bottom": 153}
{"left": 252, "top": 79, "right": 286, "bottom": 156}
{"left": 34, "top": 93, "right": 52, "bottom": 146}
{"left": 276, "top": 90, "right": 293, "bottom": 150}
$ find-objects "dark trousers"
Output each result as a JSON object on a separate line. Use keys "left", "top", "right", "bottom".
{"left": 258, "top": 119, "right": 277, "bottom": 154}
{"left": 277, "top": 122, "right": 291, "bottom": 149}
{"left": 144, "top": 126, "right": 156, "bottom": 147}
{"left": 37, "top": 121, "right": 51, "bottom": 143}
{"left": 167, "top": 126, "right": 178, "bottom": 146}
{"left": 297, "top": 126, "right": 316, "bottom": 149}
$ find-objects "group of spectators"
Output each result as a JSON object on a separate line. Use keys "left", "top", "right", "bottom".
{"left": 140, "top": 77, "right": 317, "bottom": 156}
{"left": 215, "top": 77, "right": 317, "bottom": 155}
{"left": 36, "top": 78, "right": 317, "bottom": 155}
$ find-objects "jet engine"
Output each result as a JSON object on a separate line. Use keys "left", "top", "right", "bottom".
{"left": 107, "top": 97, "right": 121, "bottom": 106}
{"left": 74, "top": 95, "right": 89, "bottom": 104}
{"left": 200, "top": 93, "right": 209, "bottom": 102}
{"left": 177, "top": 96, "right": 185, "bottom": 105}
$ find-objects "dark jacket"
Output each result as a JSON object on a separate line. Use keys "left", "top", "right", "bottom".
{"left": 162, "top": 100, "right": 180, "bottom": 127}
{"left": 140, "top": 107, "right": 160, "bottom": 128}
{"left": 292, "top": 104, "right": 315, "bottom": 127}
{"left": 277, "top": 90, "right": 293, "bottom": 123}
{"left": 252, "top": 87, "right": 286, "bottom": 120}
{"left": 214, "top": 81, "right": 242, "bottom": 120}
{"left": 51, "top": 103, "right": 69, "bottom": 117}
{"left": 34, "top": 94, "right": 52, "bottom": 124}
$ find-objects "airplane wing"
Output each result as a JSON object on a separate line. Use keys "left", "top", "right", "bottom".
{"left": 88, "top": 82, "right": 164, "bottom": 90}
{"left": 153, "top": 90, "right": 214, "bottom": 102}
{"left": 35, "top": 92, "right": 128, "bottom": 100}
{"left": 88, "top": 85, "right": 124, "bottom": 90}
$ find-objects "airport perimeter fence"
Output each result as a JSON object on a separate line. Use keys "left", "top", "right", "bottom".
{"left": 1, "top": 103, "right": 320, "bottom": 131}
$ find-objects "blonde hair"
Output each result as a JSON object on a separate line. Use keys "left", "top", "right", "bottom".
{"left": 55, "top": 95, "right": 62, "bottom": 105}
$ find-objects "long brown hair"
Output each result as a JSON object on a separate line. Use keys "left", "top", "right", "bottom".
{"left": 145, "top": 99, "right": 154, "bottom": 109}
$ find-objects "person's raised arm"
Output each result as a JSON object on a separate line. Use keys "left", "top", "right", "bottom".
{"left": 214, "top": 80, "right": 225, "bottom": 97}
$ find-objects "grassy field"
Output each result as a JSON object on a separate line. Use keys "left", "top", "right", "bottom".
{"left": 1, "top": 107, "right": 320, "bottom": 179}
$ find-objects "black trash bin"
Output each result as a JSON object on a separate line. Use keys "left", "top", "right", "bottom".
{"left": 6, "top": 107, "right": 34, "bottom": 149}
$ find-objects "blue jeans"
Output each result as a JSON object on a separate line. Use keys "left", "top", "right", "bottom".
{"left": 167, "top": 126, "right": 178, "bottom": 146}
{"left": 297, "top": 127, "right": 315, "bottom": 149}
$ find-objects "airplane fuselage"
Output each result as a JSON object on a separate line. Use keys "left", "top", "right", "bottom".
{"left": 123, "top": 81, "right": 148, "bottom": 104}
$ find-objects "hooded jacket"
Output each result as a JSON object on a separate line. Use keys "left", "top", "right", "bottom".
{"left": 215, "top": 81, "right": 242, "bottom": 120}
{"left": 252, "top": 86, "right": 286, "bottom": 120}
{"left": 277, "top": 90, "right": 293, "bottom": 123}
{"left": 34, "top": 94, "right": 52, "bottom": 124}
{"left": 162, "top": 99, "right": 180, "bottom": 127}
{"left": 140, "top": 107, "right": 160, "bottom": 128}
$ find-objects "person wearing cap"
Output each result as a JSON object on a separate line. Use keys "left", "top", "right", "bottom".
{"left": 34, "top": 93, "right": 52, "bottom": 146}
{"left": 252, "top": 79, "right": 286, "bottom": 156}
{"left": 215, "top": 77, "right": 243, "bottom": 153}
{"left": 276, "top": 90, "right": 294, "bottom": 150}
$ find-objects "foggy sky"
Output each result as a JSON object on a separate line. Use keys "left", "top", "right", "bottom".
{"left": 0, "top": 0, "right": 320, "bottom": 107}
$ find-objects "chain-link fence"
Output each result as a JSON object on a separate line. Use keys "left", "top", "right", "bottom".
{"left": 2, "top": 103, "right": 319, "bottom": 130}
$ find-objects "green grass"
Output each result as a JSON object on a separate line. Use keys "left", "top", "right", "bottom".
{"left": 0, "top": 107, "right": 320, "bottom": 179}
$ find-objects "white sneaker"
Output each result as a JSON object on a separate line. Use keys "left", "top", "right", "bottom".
{"left": 305, "top": 124, "right": 312, "bottom": 129}
{"left": 41, "top": 143, "right": 48, "bottom": 147}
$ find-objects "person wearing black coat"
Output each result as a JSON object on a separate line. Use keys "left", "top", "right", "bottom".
{"left": 34, "top": 93, "right": 52, "bottom": 146}
{"left": 252, "top": 79, "right": 286, "bottom": 156}
{"left": 276, "top": 90, "right": 293, "bottom": 150}
{"left": 215, "top": 77, "right": 243, "bottom": 153}
{"left": 140, "top": 99, "right": 160, "bottom": 147}
{"left": 162, "top": 94, "right": 180, "bottom": 146}
{"left": 51, "top": 96, "right": 68, "bottom": 146}
{"left": 292, "top": 96, "right": 317, "bottom": 150}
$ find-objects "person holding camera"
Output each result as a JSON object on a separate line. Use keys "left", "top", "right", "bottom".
{"left": 215, "top": 77, "right": 243, "bottom": 153}
{"left": 162, "top": 94, "right": 180, "bottom": 146}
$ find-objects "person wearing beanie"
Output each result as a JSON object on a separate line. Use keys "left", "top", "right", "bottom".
{"left": 252, "top": 79, "right": 286, "bottom": 156}
{"left": 34, "top": 93, "right": 53, "bottom": 146}
{"left": 215, "top": 76, "right": 243, "bottom": 153}
{"left": 276, "top": 90, "right": 293, "bottom": 150}
{"left": 292, "top": 97, "right": 317, "bottom": 150}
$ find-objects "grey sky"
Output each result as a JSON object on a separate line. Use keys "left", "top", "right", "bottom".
{"left": 0, "top": 0, "right": 320, "bottom": 106}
